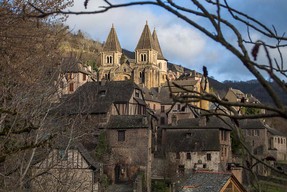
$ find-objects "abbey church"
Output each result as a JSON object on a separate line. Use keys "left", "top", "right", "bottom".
{"left": 98, "top": 22, "right": 167, "bottom": 89}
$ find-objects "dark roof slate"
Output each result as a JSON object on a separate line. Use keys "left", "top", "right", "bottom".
{"left": 106, "top": 115, "right": 149, "bottom": 129}
{"left": 162, "top": 116, "right": 232, "bottom": 130}
{"left": 166, "top": 129, "right": 221, "bottom": 152}
{"left": 56, "top": 81, "right": 141, "bottom": 114}
{"left": 179, "top": 171, "right": 232, "bottom": 192}
{"left": 239, "top": 119, "right": 267, "bottom": 129}
{"left": 61, "top": 57, "right": 90, "bottom": 74}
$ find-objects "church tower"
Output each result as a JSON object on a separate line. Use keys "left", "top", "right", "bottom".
{"left": 135, "top": 21, "right": 158, "bottom": 65}
{"left": 99, "top": 24, "right": 122, "bottom": 80}
{"left": 134, "top": 22, "right": 159, "bottom": 89}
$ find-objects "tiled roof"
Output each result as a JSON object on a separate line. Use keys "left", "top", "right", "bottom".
{"left": 152, "top": 29, "right": 165, "bottom": 60}
{"left": 106, "top": 115, "right": 149, "bottom": 129}
{"left": 136, "top": 22, "right": 155, "bottom": 50}
{"left": 179, "top": 171, "right": 232, "bottom": 192}
{"left": 165, "top": 128, "right": 221, "bottom": 152}
{"left": 56, "top": 81, "right": 142, "bottom": 114}
{"left": 103, "top": 25, "right": 122, "bottom": 52}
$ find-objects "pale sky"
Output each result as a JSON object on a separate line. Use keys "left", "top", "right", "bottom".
{"left": 65, "top": 0, "right": 287, "bottom": 82}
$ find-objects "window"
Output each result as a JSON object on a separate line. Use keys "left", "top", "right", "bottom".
{"left": 186, "top": 152, "right": 191, "bottom": 160}
{"left": 253, "top": 129, "right": 259, "bottom": 136}
{"left": 135, "top": 90, "right": 140, "bottom": 98}
{"left": 140, "top": 53, "right": 147, "bottom": 62}
{"left": 160, "top": 117, "right": 165, "bottom": 125}
{"left": 99, "top": 90, "right": 106, "bottom": 97}
{"left": 221, "top": 130, "right": 227, "bottom": 141}
{"left": 69, "top": 83, "right": 74, "bottom": 92}
{"left": 106, "top": 55, "right": 113, "bottom": 64}
{"left": 58, "top": 150, "right": 68, "bottom": 160}
{"left": 177, "top": 104, "right": 181, "bottom": 111}
{"left": 176, "top": 152, "right": 180, "bottom": 159}
{"left": 118, "top": 130, "right": 125, "bottom": 142}
{"left": 207, "top": 153, "right": 211, "bottom": 161}
{"left": 153, "top": 104, "right": 156, "bottom": 110}
{"left": 178, "top": 165, "right": 185, "bottom": 175}
{"left": 82, "top": 74, "right": 87, "bottom": 81}
{"left": 161, "top": 105, "right": 165, "bottom": 113}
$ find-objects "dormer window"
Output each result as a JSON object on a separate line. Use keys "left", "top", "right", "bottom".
{"left": 140, "top": 53, "right": 147, "bottom": 62}
{"left": 135, "top": 90, "right": 140, "bottom": 98}
{"left": 106, "top": 55, "right": 113, "bottom": 64}
{"left": 99, "top": 90, "right": 106, "bottom": 97}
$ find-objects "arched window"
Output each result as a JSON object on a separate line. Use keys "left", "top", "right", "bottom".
{"left": 106, "top": 55, "right": 113, "bottom": 64}
{"left": 140, "top": 53, "right": 147, "bottom": 62}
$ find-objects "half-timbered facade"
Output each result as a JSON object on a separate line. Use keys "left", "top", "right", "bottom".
{"left": 32, "top": 142, "right": 99, "bottom": 192}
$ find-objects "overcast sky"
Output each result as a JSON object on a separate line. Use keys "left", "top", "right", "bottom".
{"left": 65, "top": 0, "right": 287, "bottom": 82}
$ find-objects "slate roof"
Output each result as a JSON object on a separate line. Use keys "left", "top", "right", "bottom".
{"left": 165, "top": 128, "right": 221, "bottom": 152}
{"left": 103, "top": 25, "right": 122, "bottom": 52}
{"left": 239, "top": 119, "right": 267, "bottom": 129}
{"left": 152, "top": 29, "right": 165, "bottom": 60}
{"left": 267, "top": 127, "right": 285, "bottom": 136}
{"left": 237, "top": 119, "right": 285, "bottom": 136}
{"left": 61, "top": 57, "right": 90, "bottom": 74}
{"left": 157, "top": 86, "right": 173, "bottom": 104}
{"left": 136, "top": 22, "right": 155, "bottom": 50}
{"left": 105, "top": 115, "right": 149, "bottom": 129}
{"left": 162, "top": 116, "right": 232, "bottom": 130}
{"left": 56, "top": 80, "right": 143, "bottom": 115}
{"left": 179, "top": 171, "right": 233, "bottom": 192}
{"left": 140, "top": 86, "right": 161, "bottom": 103}
{"left": 54, "top": 139, "right": 99, "bottom": 169}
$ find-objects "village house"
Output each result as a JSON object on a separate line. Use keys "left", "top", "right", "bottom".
{"left": 240, "top": 119, "right": 287, "bottom": 176}
{"left": 157, "top": 117, "right": 232, "bottom": 177}
{"left": 103, "top": 115, "right": 154, "bottom": 188}
{"left": 58, "top": 57, "right": 94, "bottom": 96}
{"left": 32, "top": 140, "right": 100, "bottom": 192}
{"left": 55, "top": 80, "right": 156, "bottom": 190}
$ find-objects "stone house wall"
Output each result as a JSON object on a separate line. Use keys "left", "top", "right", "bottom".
{"left": 105, "top": 128, "right": 150, "bottom": 183}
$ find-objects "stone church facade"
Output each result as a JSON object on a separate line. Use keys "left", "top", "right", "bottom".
{"left": 98, "top": 22, "right": 168, "bottom": 89}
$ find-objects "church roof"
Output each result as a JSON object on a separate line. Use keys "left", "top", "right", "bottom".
{"left": 103, "top": 25, "right": 122, "bottom": 52}
{"left": 152, "top": 29, "right": 165, "bottom": 60}
{"left": 136, "top": 22, "right": 155, "bottom": 50}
